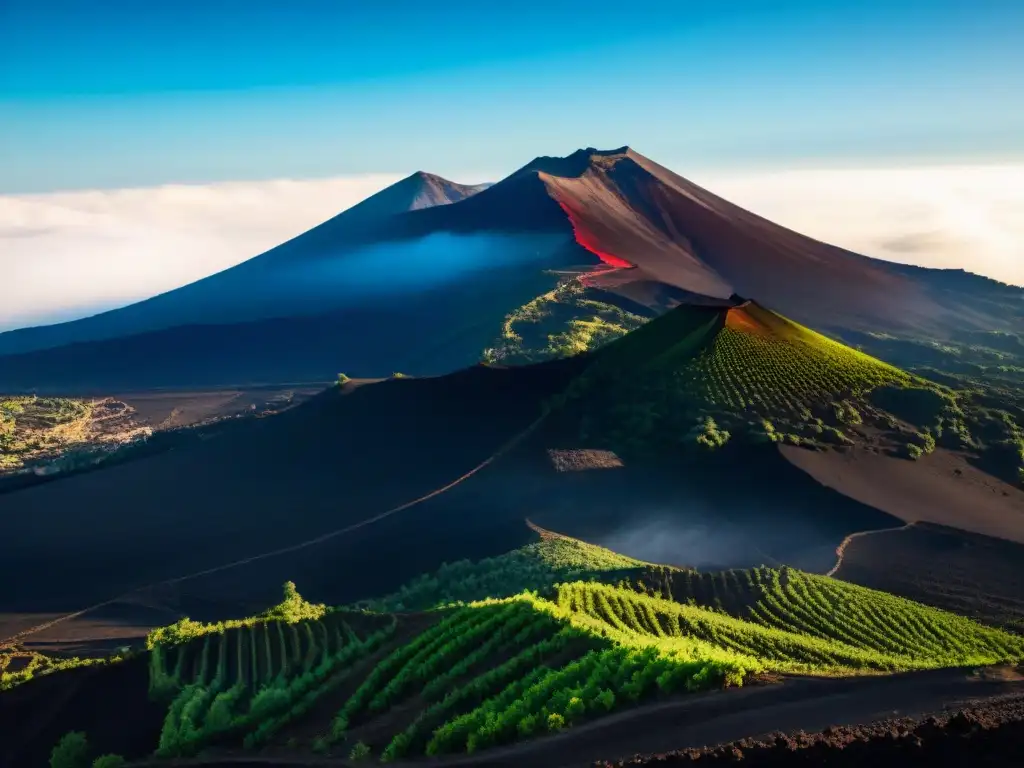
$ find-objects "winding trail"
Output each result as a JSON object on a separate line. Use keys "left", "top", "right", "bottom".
{"left": 0, "top": 414, "right": 547, "bottom": 649}
{"left": 826, "top": 524, "right": 914, "bottom": 578}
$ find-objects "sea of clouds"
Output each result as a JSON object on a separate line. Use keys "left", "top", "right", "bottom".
{"left": 1, "top": 163, "right": 1021, "bottom": 331}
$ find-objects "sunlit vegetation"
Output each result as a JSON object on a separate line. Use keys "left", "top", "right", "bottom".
{"left": 483, "top": 278, "right": 647, "bottom": 365}
{"left": 0, "top": 396, "right": 95, "bottom": 471}
{"left": 146, "top": 581, "right": 327, "bottom": 651}
{"left": 149, "top": 584, "right": 396, "bottom": 757}
{"left": 358, "top": 527, "right": 647, "bottom": 612}
{"left": 557, "top": 301, "right": 948, "bottom": 455}
{"left": 336, "top": 373, "right": 351, "bottom": 385}
{"left": 70, "top": 532, "right": 1007, "bottom": 761}
{"left": 330, "top": 576, "right": 1022, "bottom": 759}
{"left": 1, "top": 649, "right": 119, "bottom": 692}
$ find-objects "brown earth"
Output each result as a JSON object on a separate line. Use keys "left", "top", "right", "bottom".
{"left": 111, "top": 385, "right": 326, "bottom": 429}
{"left": 781, "top": 444, "right": 1024, "bottom": 544}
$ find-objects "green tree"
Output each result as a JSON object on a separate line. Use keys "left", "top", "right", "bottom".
{"left": 50, "top": 732, "right": 89, "bottom": 768}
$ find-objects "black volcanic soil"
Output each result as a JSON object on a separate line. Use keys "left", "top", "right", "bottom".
{"left": 0, "top": 361, "right": 583, "bottom": 636}
{"left": 594, "top": 687, "right": 1024, "bottom": 768}
{"left": 0, "top": 654, "right": 164, "bottom": 768}
{"left": 2, "top": 357, "right": 911, "bottom": 656}
{"left": 56, "top": 667, "right": 1024, "bottom": 768}
{"left": 834, "top": 522, "right": 1024, "bottom": 634}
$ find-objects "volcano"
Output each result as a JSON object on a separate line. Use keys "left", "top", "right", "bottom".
{"left": 0, "top": 146, "right": 1017, "bottom": 391}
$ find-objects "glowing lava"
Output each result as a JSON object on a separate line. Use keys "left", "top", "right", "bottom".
{"left": 556, "top": 201, "right": 634, "bottom": 270}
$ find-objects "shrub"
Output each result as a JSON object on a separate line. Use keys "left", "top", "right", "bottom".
{"left": 547, "top": 712, "right": 566, "bottom": 731}
{"left": 913, "top": 431, "right": 937, "bottom": 455}
{"left": 691, "top": 417, "right": 730, "bottom": 450}
{"left": 92, "top": 756, "right": 125, "bottom": 768}
{"left": 337, "top": 373, "right": 351, "bottom": 385}
{"left": 391, "top": 372, "right": 408, "bottom": 379}
{"left": 906, "top": 443, "right": 924, "bottom": 460}
{"left": 349, "top": 741, "right": 372, "bottom": 760}
{"left": 312, "top": 736, "right": 330, "bottom": 754}
{"left": 50, "top": 732, "right": 89, "bottom": 768}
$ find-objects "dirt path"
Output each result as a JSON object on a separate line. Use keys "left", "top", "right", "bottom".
{"left": 825, "top": 524, "right": 913, "bottom": 578}
{"left": 0, "top": 414, "right": 546, "bottom": 649}
{"left": 124, "top": 667, "right": 1024, "bottom": 768}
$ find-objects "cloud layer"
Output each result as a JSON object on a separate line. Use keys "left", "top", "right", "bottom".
{"left": 697, "top": 163, "right": 1024, "bottom": 287}
{"left": 1, "top": 163, "right": 1021, "bottom": 332}
{"left": 0, "top": 174, "right": 400, "bottom": 331}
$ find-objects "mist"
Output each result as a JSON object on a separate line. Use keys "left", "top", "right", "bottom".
{"left": 590, "top": 508, "right": 840, "bottom": 573}
{"left": 274, "top": 231, "right": 567, "bottom": 304}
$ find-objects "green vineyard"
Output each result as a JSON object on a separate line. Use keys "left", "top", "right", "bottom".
{"left": 361, "top": 525, "right": 647, "bottom": 612}
{"left": 39, "top": 530, "right": 1024, "bottom": 765}
{"left": 558, "top": 300, "right": 930, "bottom": 451}
{"left": 638, "top": 566, "right": 1024, "bottom": 664}
{"left": 147, "top": 584, "right": 397, "bottom": 758}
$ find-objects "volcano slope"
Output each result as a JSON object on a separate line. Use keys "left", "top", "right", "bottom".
{"left": 6, "top": 531, "right": 1024, "bottom": 768}
{"left": 4, "top": 298, "right": 1022, "bottom": 651}
{"left": 0, "top": 147, "right": 1018, "bottom": 391}
{"left": 0, "top": 301, "right": 919, "bottom": 644}
{"left": 554, "top": 297, "right": 926, "bottom": 455}
{"left": 532, "top": 297, "right": 1024, "bottom": 556}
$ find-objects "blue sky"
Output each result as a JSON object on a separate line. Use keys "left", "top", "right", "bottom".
{"left": 2, "top": 0, "right": 1022, "bottom": 193}
{"left": 1, "top": 0, "right": 1022, "bottom": 330}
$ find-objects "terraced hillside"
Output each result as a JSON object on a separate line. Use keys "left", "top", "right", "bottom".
{"left": 21, "top": 530, "right": 1022, "bottom": 766}
{"left": 136, "top": 584, "right": 1023, "bottom": 763}
{"left": 554, "top": 298, "right": 962, "bottom": 456}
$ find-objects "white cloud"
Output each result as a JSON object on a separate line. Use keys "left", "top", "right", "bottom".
{"left": 1, "top": 163, "right": 1021, "bottom": 333}
{"left": 696, "top": 163, "right": 1024, "bottom": 287}
{"left": 0, "top": 174, "right": 401, "bottom": 331}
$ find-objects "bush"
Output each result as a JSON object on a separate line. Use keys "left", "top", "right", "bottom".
{"left": 914, "top": 431, "right": 936, "bottom": 455}
{"left": 391, "top": 372, "right": 408, "bottom": 379}
{"left": 92, "top": 756, "right": 125, "bottom": 768}
{"left": 336, "top": 373, "right": 351, "bottom": 385}
{"left": 691, "top": 417, "right": 730, "bottom": 450}
{"left": 906, "top": 443, "right": 924, "bottom": 460}
{"left": 50, "top": 732, "right": 89, "bottom": 768}
{"left": 349, "top": 741, "right": 372, "bottom": 760}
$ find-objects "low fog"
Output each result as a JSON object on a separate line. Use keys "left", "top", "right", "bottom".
{"left": 273, "top": 232, "right": 566, "bottom": 306}
{"left": 0, "top": 230, "right": 567, "bottom": 347}
{"left": 590, "top": 509, "right": 840, "bottom": 573}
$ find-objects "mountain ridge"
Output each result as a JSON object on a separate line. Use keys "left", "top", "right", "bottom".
{"left": 0, "top": 145, "right": 1019, "bottom": 390}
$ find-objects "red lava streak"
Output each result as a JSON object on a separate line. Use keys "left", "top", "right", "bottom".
{"left": 556, "top": 201, "right": 634, "bottom": 269}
